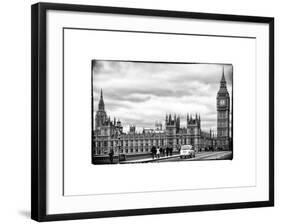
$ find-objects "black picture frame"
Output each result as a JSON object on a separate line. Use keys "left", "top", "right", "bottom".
{"left": 31, "top": 2, "right": 274, "bottom": 222}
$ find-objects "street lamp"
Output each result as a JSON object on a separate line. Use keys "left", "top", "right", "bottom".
{"left": 117, "top": 129, "right": 122, "bottom": 164}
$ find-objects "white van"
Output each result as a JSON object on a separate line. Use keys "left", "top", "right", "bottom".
{"left": 180, "top": 145, "right": 195, "bottom": 159}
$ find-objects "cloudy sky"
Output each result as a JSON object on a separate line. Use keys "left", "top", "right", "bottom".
{"left": 92, "top": 60, "right": 232, "bottom": 133}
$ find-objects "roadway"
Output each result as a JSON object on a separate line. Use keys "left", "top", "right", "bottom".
{"left": 154, "top": 151, "right": 232, "bottom": 163}
{"left": 121, "top": 151, "right": 232, "bottom": 164}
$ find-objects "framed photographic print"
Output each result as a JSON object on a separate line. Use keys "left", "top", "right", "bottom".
{"left": 31, "top": 2, "right": 274, "bottom": 222}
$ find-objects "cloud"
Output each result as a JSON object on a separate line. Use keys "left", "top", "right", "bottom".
{"left": 92, "top": 60, "right": 233, "bottom": 132}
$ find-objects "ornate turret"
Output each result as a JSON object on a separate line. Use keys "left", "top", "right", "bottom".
{"left": 186, "top": 113, "right": 201, "bottom": 151}
{"left": 220, "top": 69, "right": 226, "bottom": 86}
{"left": 217, "top": 67, "right": 229, "bottom": 97}
{"left": 187, "top": 113, "right": 200, "bottom": 125}
{"left": 98, "top": 89, "right": 105, "bottom": 111}
{"left": 95, "top": 89, "right": 107, "bottom": 130}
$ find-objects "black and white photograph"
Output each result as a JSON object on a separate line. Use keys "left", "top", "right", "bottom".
{"left": 30, "top": 2, "right": 274, "bottom": 221}
{"left": 92, "top": 60, "right": 233, "bottom": 165}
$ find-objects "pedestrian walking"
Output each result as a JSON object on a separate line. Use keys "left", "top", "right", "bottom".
{"left": 166, "top": 146, "right": 169, "bottom": 157}
{"left": 169, "top": 147, "right": 173, "bottom": 156}
{"left": 156, "top": 146, "right": 160, "bottom": 159}
{"left": 109, "top": 148, "right": 114, "bottom": 164}
{"left": 161, "top": 147, "right": 165, "bottom": 157}
{"left": 151, "top": 146, "right": 156, "bottom": 159}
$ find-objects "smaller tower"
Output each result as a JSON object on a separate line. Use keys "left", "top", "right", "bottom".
{"left": 98, "top": 89, "right": 105, "bottom": 111}
{"left": 187, "top": 114, "right": 201, "bottom": 151}
{"left": 116, "top": 119, "right": 123, "bottom": 134}
{"left": 176, "top": 115, "right": 180, "bottom": 133}
{"left": 129, "top": 125, "right": 136, "bottom": 134}
{"left": 165, "top": 114, "right": 177, "bottom": 150}
{"left": 155, "top": 121, "right": 163, "bottom": 131}
{"left": 95, "top": 89, "right": 107, "bottom": 131}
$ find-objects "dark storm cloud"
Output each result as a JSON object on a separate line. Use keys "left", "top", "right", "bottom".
{"left": 109, "top": 94, "right": 151, "bottom": 103}
{"left": 94, "top": 87, "right": 195, "bottom": 100}
{"left": 105, "top": 101, "right": 132, "bottom": 110}
{"left": 92, "top": 60, "right": 233, "bottom": 132}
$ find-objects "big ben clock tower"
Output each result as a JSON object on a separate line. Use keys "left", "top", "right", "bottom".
{"left": 217, "top": 67, "right": 230, "bottom": 150}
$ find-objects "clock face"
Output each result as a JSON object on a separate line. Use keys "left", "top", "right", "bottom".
{"left": 219, "top": 99, "right": 226, "bottom": 106}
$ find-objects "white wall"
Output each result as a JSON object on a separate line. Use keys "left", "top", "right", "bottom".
{"left": 0, "top": 0, "right": 279, "bottom": 223}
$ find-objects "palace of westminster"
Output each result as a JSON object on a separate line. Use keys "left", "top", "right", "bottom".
{"left": 92, "top": 70, "right": 232, "bottom": 157}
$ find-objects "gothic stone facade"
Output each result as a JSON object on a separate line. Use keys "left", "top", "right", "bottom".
{"left": 92, "top": 70, "right": 230, "bottom": 157}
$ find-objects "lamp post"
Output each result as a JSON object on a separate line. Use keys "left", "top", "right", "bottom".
{"left": 117, "top": 129, "right": 121, "bottom": 164}
{"left": 210, "top": 129, "right": 213, "bottom": 150}
{"left": 179, "top": 134, "right": 183, "bottom": 153}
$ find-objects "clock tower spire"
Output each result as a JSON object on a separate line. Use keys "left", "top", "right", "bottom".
{"left": 217, "top": 66, "right": 230, "bottom": 150}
